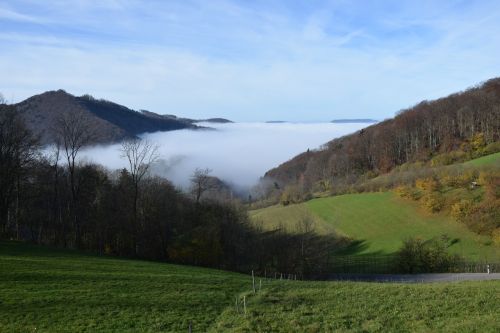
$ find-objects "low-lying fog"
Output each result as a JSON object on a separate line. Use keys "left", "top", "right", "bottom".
{"left": 79, "top": 122, "right": 368, "bottom": 190}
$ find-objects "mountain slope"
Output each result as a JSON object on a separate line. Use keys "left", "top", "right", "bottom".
{"left": 14, "top": 90, "right": 197, "bottom": 144}
{"left": 265, "top": 78, "right": 500, "bottom": 191}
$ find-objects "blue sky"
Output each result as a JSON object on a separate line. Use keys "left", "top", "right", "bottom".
{"left": 1, "top": 0, "right": 500, "bottom": 121}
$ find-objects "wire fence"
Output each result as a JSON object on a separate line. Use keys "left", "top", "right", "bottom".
{"left": 325, "top": 255, "right": 500, "bottom": 274}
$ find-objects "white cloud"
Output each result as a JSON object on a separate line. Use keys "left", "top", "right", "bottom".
{"left": 78, "top": 122, "right": 367, "bottom": 189}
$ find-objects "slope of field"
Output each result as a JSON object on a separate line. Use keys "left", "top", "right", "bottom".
{"left": 1, "top": 242, "right": 499, "bottom": 332}
{"left": 250, "top": 203, "right": 335, "bottom": 235}
{"left": 0, "top": 241, "right": 249, "bottom": 332}
{"left": 213, "top": 280, "right": 500, "bottom": 332}
{"left": 252, "top": 192, "right": 499, "bottom": 260}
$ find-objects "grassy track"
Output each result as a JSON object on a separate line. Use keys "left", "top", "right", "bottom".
{"left": 252, "top": 192, "right": 499, "bottom": 260}
{"left": 1, "top": 241, "right": 500, "bottom": 332}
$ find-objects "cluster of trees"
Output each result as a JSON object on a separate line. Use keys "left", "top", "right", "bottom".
{"left": 388, "top": 166, "right": 499, "bottom": 237}
{"left": 0, "top": 101, "right": 345, "bottom": 278}
{"left": 265, "top": 78, "right": 500, "bottom": 197}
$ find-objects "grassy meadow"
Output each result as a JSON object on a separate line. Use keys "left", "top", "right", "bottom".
{"left": 251, "top": 192, "right": 499, "bottom": 261}
{"left": 0, "top": 241, "right": 249, "bottom": 332}
{"left": 213, "top": 280, "right": 500, "bottom": 332}
{"left": 1, "top": 241, "right": 499, "bottom": 332}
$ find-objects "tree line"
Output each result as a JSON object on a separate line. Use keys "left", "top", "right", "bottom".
{"left": 0, "top": 100, "right": 345, "bottom": 278}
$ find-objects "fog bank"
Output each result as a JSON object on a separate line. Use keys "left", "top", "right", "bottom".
{"left": 79, "top": 122, "right": 368, "bottom": 189}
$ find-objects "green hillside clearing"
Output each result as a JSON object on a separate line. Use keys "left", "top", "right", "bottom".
{"left": 252, "top": 192, "right": 499, "bottom": 260}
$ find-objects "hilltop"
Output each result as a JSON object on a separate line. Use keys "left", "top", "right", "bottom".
{"left": 14, "top": 90, "right": 199, "bottom": 144}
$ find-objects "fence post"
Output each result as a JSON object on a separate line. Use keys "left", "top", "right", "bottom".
{"left": 243, "top": 296, "right": 247, "bottom": 316}
{"left": 188, "top": 321, "right": 192, "bottom": 333}
{"left": 252, "top": 270, "right": 256, "bottom": 293}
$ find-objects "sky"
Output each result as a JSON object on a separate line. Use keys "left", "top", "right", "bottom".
{"left": 1, "top": 0, "right": 500, "bottom": 121}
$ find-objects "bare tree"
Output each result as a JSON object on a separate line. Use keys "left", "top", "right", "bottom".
{"left": 0, "top": 105, "right": 38, "bottom": 236}
{"left": 190, "top": 168, "right": 216, "bottom": 204}
{"left": 54, "top": 110, "right": 96, "bottom": 247}
{"left": 120, "top": 138, "right": 159, "bottom": 254}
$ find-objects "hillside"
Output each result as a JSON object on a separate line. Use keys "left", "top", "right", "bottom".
{"left": 252, "top": 191, "right": 500, "bottom": 261}
{"left": 265, "top": 78, "right": 500, "bottom": 193}
{"left": 1, "top": 241, "right": 499, "bottom": 332}
{"left": 14, "top": 90, "right": 198, "bottom": 144}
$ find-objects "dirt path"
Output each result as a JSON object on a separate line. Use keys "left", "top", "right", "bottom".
{"left": 327, "top": 273, "right": 500, "bottom": 283}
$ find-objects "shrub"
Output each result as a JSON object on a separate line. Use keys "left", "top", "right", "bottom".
{"left": 395, "top": 237, "right": 461, "bottom": 273}
{"left": 453, "top": 170, "right": 478, "bottom": 188}
{"left": 462, "top": 199, "right": 500, "bottom": 235}
{"left": 479, "top": 172, "right": 500, "bottom": 200}
{"left": 493, "top": 228, "right": 500, "bottom": 246}
{"left": 430, "top": 151, "right": 466, "bottom": 166}
{"left": 280, "top": 185, "right": 303, "bottom": 206}
{"left": 451, "top": 199, "right": 474, "bottom": 221}
{"left": 421, "top": 192, "right": 444, "bottom": 213}
{"left": 415, "top": 177, "right": 440, "bottom": 192}
{"left": 470, "top": 133, "right": 486, "bottom": 151}
{"left": 482, "top": 141, "right": 500, "bottom": 155}
{"left": 395, "top": 185, "right": 411, "bottom": 198}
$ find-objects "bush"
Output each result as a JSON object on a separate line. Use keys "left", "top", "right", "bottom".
{"left": 415, "top": 178, "right": 440, "bottom": 192}
{"left": 451, "top": 199, "right": 474, "bottom": 221}
{"left": 482, "top": 141, "right": 500, "bottom": 155}
{"left": 280, "top": 185, "right": 303, "bottom": 206}
{"left": 462, "top": 199, "right": 500, "bottom": 235}
{"left": 395, "top": 237, "right": 461, "bottom": 273}
{"left": 430, "top": 151, "right": 466, "bottom": 166}
{"left": 479, "top": 172, "right": 500, "bottom": 200}
{"left": 493, "top": 228, "right": 500, "bottom": 246}
{"left": 421, "top": 192, "right": 444, "bottom": 213}
{"left": 394, "top": 185, "right": 411, "bottom": 198}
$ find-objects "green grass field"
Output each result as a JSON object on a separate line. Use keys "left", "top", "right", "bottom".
{"left": 213, "top": 280, "right": 500, "bottom": 332}
{"left": 1, "top": 241, "right": 499, "bottom": 332}
{"left": 0, "top": 241, "right": 249, "bottom": 332}
{"left": 252, "top": 192, "right": 499, "bottom": 260}
{"left": 463, "top": 151, "right": 500, "bottom": 167}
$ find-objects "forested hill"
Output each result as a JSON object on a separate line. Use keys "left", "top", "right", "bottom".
{"left": 14, "top": 90, "right": 198, "bottom": 144}
{"left": 265, "top": 78, "right": 500, "bottom": 191}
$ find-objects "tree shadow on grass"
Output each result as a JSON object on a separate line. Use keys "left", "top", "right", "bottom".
{"left": 334, "top": 239, "right": 387, "bottom": 256}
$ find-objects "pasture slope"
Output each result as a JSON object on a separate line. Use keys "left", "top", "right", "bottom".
{"left": 1, "top": 241, "right": 500, "bottom": 332}
{"left": 252, "top": 192, "right": 499, "bottom": 260}
{"left": 308, "top": 192, "right": 499, "bottom": 260}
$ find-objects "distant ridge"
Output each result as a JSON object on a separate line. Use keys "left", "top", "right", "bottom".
{"left": 198, "top": 118, "right": 233, "bottom": 124}
{"left": 13, "top": 90, "right": 198, "bottom": 145}
{"left": 331, "top": 119, "right": 378, "bottom": 123}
